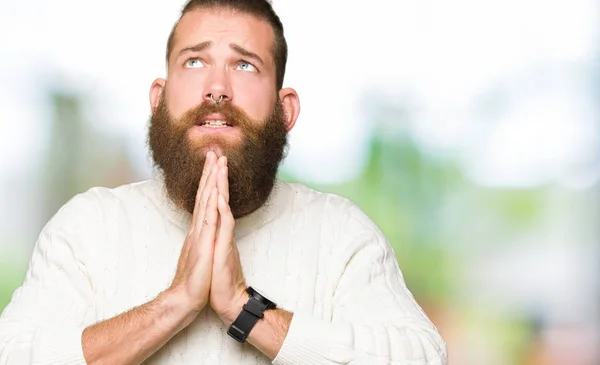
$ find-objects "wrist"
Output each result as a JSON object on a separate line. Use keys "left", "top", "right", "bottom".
{"left": 158, "top": 289, "right": 202, "bottom": 331}
{"left": 225, "top": 287, "right": 280, "bottom": 346}
{"left": 221, "top": 290, "right": 250, "bottom": 327}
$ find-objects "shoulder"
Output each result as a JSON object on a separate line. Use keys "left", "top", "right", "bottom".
{"left": 277, "top": 180, "right": 352, "bottom": 211}
{"left": 44, "top": 178, "right": 156, "bottom": 235}
{"left": 276, "top": 181, "right": 392, "bottom": 267}
{"left": 276, "top": 180, "right": 382, "bottom": 235}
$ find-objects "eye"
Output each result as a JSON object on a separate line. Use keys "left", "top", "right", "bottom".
{"left": 236, "top": 61, "right": 257, "bottom": 72}
{"left": 185, "top": 58, "right": 204, "bottom": 68}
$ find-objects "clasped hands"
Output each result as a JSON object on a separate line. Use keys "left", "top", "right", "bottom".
{"left": 168, "top": 151, "right": 248, "bottom": 327}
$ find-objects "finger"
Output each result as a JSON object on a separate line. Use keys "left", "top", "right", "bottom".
{"left": 194, "top": 152, "right": 216, "bottom": 212}
{"left": 192, "top": 152, "right": 215, "bottom": 221}
{"left": 217, "top": 158, "right": 229, "bottom": 205}
{"left": 196, "top": 164, "right": 219, "bottom": 228}
{"left": 199, "top": 187, "right": 219, "bottom": 249}
{"left": 215, "top": 193, "right": 235, "bottom": 257}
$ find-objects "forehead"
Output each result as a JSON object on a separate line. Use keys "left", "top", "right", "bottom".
{"left": 171, "top": 8, "right": 275, "bottom": 62}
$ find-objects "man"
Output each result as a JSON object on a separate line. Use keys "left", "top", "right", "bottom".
{"left": 0, "top": 0, "right": 447, "bottom": 364}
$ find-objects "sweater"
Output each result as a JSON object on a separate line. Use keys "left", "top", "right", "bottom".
{"left": 0, "top": 177, "right": 447, "bottom": 364}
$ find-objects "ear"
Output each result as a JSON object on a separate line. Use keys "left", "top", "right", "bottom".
{"left": 278, "top": 87, "right": 300, "bottom": 132}
{"left": 149, "top": 78, "right": 167, "bottom": 114}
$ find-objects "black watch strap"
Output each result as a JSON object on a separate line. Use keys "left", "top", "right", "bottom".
{"left": 227, "top": 288, "right": 275, "bottom": 343}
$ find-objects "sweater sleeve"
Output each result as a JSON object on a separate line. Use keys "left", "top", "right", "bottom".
{"left": 273, "top": 203, "right": 447, "bottom": 365}
{"left": 0, "top": 192, "right": 102, "bottom": 364}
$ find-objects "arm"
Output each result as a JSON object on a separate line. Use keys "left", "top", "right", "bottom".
{"left": 206, "top": 161, "right": 295, "bottom": 361}
{"left": 0, "top": 192, "right": 192, "bottom": 365}
{"left": 79, "top": 154, "right": 225, "bottom": 364}
{"left": 81, "top": 289, "right": 193, "bottom": 365}
{"left": 206, "top": 160, "right": 446, "bottom": 363}
{"left": 1, "top": 153, "right": 224, "bottom": 365}
{"left": 261, "top": 204, "right": 446, "bottom": 365}
{"left": 0, "top": 204, "right": 202, "bottom": 365}
{"left": 0, "top": 193, "right": 99, "bottom": 364}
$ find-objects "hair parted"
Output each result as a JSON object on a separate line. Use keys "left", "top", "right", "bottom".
{"left": 166, "top": 0, "right": 288, "bottom": 89}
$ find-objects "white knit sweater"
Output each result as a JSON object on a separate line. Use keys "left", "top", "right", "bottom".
{"left": 0, "top": 177, "right": 447, "bottom": 364}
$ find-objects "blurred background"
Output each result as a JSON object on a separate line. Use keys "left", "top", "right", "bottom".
{"left": 1, "top": 0, "right": 599, "bottom": 363}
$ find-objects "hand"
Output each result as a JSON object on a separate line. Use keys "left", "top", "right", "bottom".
{"left": 168, "top": 151, "right": 221, "bottom": 323}
{"left": 209, "top": 156, "right": 248, "bottom": 326}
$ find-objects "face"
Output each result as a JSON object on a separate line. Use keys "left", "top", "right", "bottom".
{"left": 159, "top": 8, "right": 283, "bottom": 144}
{"left": 148, "top": 7, "right": 300, "bottom": 218}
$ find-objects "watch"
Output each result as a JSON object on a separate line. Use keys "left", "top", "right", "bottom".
{"left": 227, "top": 286, "right": 276, "bottom": 343}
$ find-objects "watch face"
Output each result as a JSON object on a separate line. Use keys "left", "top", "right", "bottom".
{"left": 247, "top": 286, "right": 277, "bottom": 308}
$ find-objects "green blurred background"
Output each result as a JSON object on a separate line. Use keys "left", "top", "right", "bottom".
{"left": 1, "top": 1, "right": 599, "bottom": 364}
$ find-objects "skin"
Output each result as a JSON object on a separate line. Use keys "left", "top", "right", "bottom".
{"left": 81, "top": 8, "right": 301, "bottom": 365}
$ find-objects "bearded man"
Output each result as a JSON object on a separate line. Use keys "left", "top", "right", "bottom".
{"left": 0, "top": 1, "right": 447, "bottom": 364}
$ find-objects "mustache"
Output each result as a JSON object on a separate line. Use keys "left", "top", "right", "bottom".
{"left": 177, "top": 100, "right": 254, "bottom": 129}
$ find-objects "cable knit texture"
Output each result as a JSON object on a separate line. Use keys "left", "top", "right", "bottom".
{"left": 0, "top": 177, "right": 447, "bottom": 364}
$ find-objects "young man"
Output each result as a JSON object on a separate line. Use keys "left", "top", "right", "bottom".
{"left": 0, "top": 1, "right": 447, "bottom": 364}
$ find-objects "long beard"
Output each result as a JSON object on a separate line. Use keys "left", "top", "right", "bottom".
{"left": 148, "top": 95, "right": 289, "bottom": 218}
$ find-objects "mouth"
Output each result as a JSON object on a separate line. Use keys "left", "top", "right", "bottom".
{"left": 195, "top": 113, "right": 234, "bottom": 128}
{"left": 197, "top": 119, "right": 233, "bottom": 128}
{"left": 189, "top": 113, "right": 238, "bottom": 138}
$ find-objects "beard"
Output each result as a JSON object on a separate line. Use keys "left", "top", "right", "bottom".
{"left": 148, "top": 94, "right": 289, "bottom": 219}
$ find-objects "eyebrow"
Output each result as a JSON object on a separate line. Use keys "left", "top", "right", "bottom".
{"left": 177, "top": 41, "right": 212, "bottom": 58}
{"left": 229, "top": 43, "right": 264, "bottom": 66}
{"left": 176, "top": 41, "right": 265, "bottom": 66}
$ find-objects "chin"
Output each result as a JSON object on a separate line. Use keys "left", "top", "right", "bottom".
{"left": 202, "top": 145, "right": 226, "bottom": 157}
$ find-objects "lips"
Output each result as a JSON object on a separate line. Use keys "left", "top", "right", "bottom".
{"left": 200, "top": 119, "right": 232, "bottom": 127}
{"left": 196, "top": 113, "right": 235, "bottom": 127}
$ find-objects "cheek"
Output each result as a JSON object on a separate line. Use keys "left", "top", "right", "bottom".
{"left": 166, "top": 77, "right": 204, "bottom": 118}
{"left": 232, "top": 79, "right": 277, "bottom": 121}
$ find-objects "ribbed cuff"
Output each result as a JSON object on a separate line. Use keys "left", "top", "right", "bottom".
{"left": 35, "top": 326, "right": 87, "bottom": 364}
{"left": 272, "top": 312, "right": 352, "bottom": 365}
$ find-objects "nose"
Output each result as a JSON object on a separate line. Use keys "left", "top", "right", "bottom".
{"left": 203, "top": 67, "right": 232, "bottom": 104}
{"left": 208, "top": 94, "right": 224, "bottom": 104}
